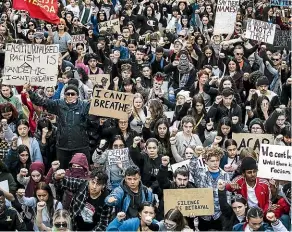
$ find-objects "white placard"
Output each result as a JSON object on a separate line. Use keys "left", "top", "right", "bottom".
{"left": 71, "top": 34, "right": 86, "bottom": 49}
{"left": 98, "top": 19, "right": 120, "bottom": 33}
{"left": 0, "top": 180, "right": 9, "bottom": 192}
{"left": 214, "top": 0, "right": 240, "bottom": 34}
{"left": 245, "top": 19, "right": 276, "bottom": 44}
{"left": 2, "top": 43, "right": 59, "bottom": 87}
{"left": 107, "top": 148, "right": 130, "bottom": 166}
{"left": 257, "top": 144, "right": 292, "bottom": 181}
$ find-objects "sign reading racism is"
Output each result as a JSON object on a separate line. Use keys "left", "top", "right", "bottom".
{"left": 2, "top": 43, "right": 59, "bottom": 87}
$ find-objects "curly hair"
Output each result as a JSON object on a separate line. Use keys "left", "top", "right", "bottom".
{"left": 204, "top": 147, "right": 224, "bottom": 161}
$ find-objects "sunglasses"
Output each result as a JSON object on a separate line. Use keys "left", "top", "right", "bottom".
{"left": 236, "top": 24, "right": 242, "bottom": 27}
{"left": 272, "top": 58, "right": 279, "bottom": 61}
{"left": 65, "top": 92, "right": 76, "bottom": 96}
{"left": 29, "top": 24, "right": 34, "bottom": 26}
{"left": 236, "top": 53, "right": 243, "bottom": 56}
{"left": 54, "top": 222, "right": 68, "bottom": 229}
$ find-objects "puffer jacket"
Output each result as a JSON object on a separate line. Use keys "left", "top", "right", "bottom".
{"left": 28, "top": 90, "right": 90, "bottom": 150}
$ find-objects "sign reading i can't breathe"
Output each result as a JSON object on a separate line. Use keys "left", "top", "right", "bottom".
{"left": 257, "top": 144, "right": 292, "bottom": 181}
{"left": 89, "top": 88, "right": 134, "bottom": 119}
{"left": 245, "top": 19, "right": 276, "bottom": 44}
{"left": 163, "top": 188, "right": 214, "bottom": 216}
{"left": 2, "top": 43, "right": 59, "bottom": 87}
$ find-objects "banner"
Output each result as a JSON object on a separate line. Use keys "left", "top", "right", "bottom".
{"left": 246, "top": 19, "right": 276, "bottom": 44}
{"left": 164, "top": 188, "right": 214, "bottom": 216}
{"left": 232, "top": 133, "right": 274, "bottom": 154}
{"left": 2, "top": 43, "right": 59, "bottom": 87}
{"left": 13, "top": 0, "right": 59, "bottom": 24}
{"left": 258, "top": 144, "right": 292, "bottom": 181}
{"left": 107, "top": 148, "right": 130, "bottom": 166}
{"left": 89, "top": 88, "right": 133, "bottom": 120}
{"left": 214, "top": 0, "right": 240, "bottom": 34}
{"left": 273, "top": 30, "right": 291, "bottom": 50}
{"left": 71, "top": 34, "right": 86, "bottom": 49}
{"left": 98, "top": 19, "right": 121, "bottom": 33}
{"left": 270, "top": 0, "right": 292, "bottom": 6}
{"left": 88, "top": 74, "right": 110, "bottom": 89}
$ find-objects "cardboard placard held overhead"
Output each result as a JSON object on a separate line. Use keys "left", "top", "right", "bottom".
{"left": 245, "top": 19, "right": 276, "bottom": 44}
{"left": 107, "top": 148, "right": 130, "bottom": 166}
{"left": 71, "top": 34, "right": 86, "bottom": 49}
{"left": 214, "top": 0, "right": 240, "bottom": 34}
{"left": 232, "top": 133, "right": 274, "bottom": 154}
{"left": 88, "top": 74, "right": 110, "bottom": 90}
{"left": 257, "top": 144, "right": 292, "bottom": 181}
{"left": 164, "top": 188, "right": 214, "bottom": 216}
{"left": 270, "top": 0, "right": 292, "bottom": 6}
{"left": 273, "top": 30, "right": 291, "bottom": 50}
{"left": 89, "top": 88, "right": 134, "bottom": 119}
{"left": 2, "top": 43, "right": 59, "bottom": 87}
{"left": 98, "top": 19, "right": 120, "bottom": 33}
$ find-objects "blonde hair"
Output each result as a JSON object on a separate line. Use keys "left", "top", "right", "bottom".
{"left": 239, "top": 148, "right": 258, "bottom": 161}
{"left": 52, "top": 210, "right": 72, "bottom": 231}
{"left": 132, "top": 93, "right": 144, "bottom": 118}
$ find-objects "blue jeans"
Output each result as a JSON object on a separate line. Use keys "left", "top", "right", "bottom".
{"left": 280, "top": 214, "right": 291, "bottom": 231}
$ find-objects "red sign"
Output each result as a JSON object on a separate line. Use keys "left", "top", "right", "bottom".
{"left": 13, "top": 0, "right": 60, "bottom": 24}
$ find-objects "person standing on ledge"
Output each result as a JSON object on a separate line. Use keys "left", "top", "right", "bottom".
{"left": 23, "top": 83, "right": 90, "bottom": 169}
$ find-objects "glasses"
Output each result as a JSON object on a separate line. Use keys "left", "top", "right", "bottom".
{"left": 236, "top": 24, "right": 242, "bottom": 27}
{"left": 54, "top": 222, "right": 68, "bottom": 229}
{"left": 29, "top": 24, "right": 34, "bottom": 26}
{"left": 236, "top": 53, "right": 243, "bottom": 56}
{"left": 272, "top": 58, "right": 279, "bottom": 61}
{"left": 113, "top": 144, "right": 125, "bottom": 149}
{"left": 65, "top": 92, "right": 76, "bottom": 96}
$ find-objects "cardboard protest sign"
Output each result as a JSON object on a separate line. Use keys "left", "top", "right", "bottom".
{"left": 246, "top": 19, "right": 276, "bottom": 44}
{"left": 88, "top": 74, "right": 110, "bottom": 90}
{"left": 214, "top": 0, "right": 240, "bottom": 34}
{"left": 98, "top": 19, "right": 120, "bottom": 33}
{"left": 258, "top": 144, "right": 292, "bottom": 181}
{"left": 71, "top": 34, "right": 86, "bottom": 49}
{"left": 89, "top": 88, "right": 134, "bottom": 119}
{"left": 232, "top": 133, "right": 274, "bottom": 154}
{"left": 107, "top": 148, "right": 130, "bottom": 166}
{"left": 270, "top": 0, "right": 292, "bottom": 6}
{"left": 164, "top": 188, "right": 214, "bottom": 216}
{"left": 273, "top": 30, "right": 291, "bottom": 50}
{"left": 2, "top": 43, "right": 59, "bottom": 87}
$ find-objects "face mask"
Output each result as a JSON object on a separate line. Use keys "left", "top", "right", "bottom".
{"left": 69, "top": 167, "right": 86, "bottom": 178}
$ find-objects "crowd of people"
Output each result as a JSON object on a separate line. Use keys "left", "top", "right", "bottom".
{"left": 0, "top": 0, "right": 291, "bottom": 231}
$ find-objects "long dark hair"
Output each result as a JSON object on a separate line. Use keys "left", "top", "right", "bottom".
{"left": 35, "top": 182, "right": 56, "bottom": 225}
{"left": 16, "top": 119, "right": 33, "bottom": 137}
{"left": 77, "top": 67, "right": 89, "bottom": 84}
{"left": 0, "top": 102, "right": 19, "bottom": 123}
{"left": 254, "top": 95, "right": 270, "bottom": 120}
{"left": 188, "top": 94, "right": 207, "bottom": 122}
{"left": 164, "top": 209, "right": 187, "bottom": 231}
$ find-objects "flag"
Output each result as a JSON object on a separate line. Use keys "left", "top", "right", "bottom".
{"left": 13, "top": 0, "right": 60, "bottom": 24}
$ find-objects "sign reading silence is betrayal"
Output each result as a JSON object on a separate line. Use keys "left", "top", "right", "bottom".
{"left": 245, "top": 19, "right": 276, "bottom": 44}
{"left": 89, "top": 88, "right": 134, "bottom": 120}
{"left": 2, "top": 43, "right": 59, "bottom": 87}
{"left": 163, "top": 188, "right": 214, "bottom": 217}
{"left": 257, "top": 144, "right": 291, "bottom": 181}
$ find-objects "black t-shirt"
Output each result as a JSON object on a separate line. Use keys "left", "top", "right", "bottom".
{"left": 75, "top": 194, "right": 105, "bottom": 231}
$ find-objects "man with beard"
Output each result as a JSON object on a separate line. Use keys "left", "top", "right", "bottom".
{"left": 225, "top": 157, "right": 271, "bottom": 214}
{"left": 0, "top": 190, "right": 26, "bottom": 231}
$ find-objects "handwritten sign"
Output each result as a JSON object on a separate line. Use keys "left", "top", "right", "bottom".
{"left": 258, "top": 144, "right": 292, "bottom": 181}
{"left": 71, "top": 34, "right": 86, "bottom": 49}
{"left": 246, "top": 19, "right": 276, "bottom": 44}
{"left": 98, "top": 19, "right": 120, "bottom": 33}
{"left": 214, "top": 0, "right": 240, "bottom": 34}
{"left": 270, "top": 0, "right": 292, "bottom": 6}
{"left": 107, "top": 148, "right": 130, "bottom": 166}
{"left": 89, "top": 88, "right": 134, "bottom": 119}
{"left": 2, "top": 43, "right": 59, "bottom": 87}
{"left": 88, "top": 74, "right": 110, "bottom": 89}
{"left": 232, "top": 133, "right": 274, "bottom": 154}
{"left": 164, "top": 188, "right": 214, "bottom": 216}
{"left": 273, "top": 30, "right": 291, "bottom": 50}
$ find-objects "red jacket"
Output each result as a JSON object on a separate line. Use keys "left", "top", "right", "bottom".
{"left": 226, "top": 176, "right": 271, "bottom": 213}
{"left": 274, "top": 197, "right": 290, "bottom": 218}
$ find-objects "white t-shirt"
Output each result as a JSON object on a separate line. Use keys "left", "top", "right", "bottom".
{"left": 247, "top": 183, "right": 258, "bottom": 207}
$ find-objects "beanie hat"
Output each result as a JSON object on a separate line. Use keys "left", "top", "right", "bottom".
{"left": 249, "top": 118, "right": 265, "bottom": 132}
{"left": 240, "top": 157, "right": 258, "bottom": 173}
{"left": 256, "top": 76, "right": 269, "bottom": 87}
{"left": 65, "top": 84, "right": 79, "bottom": 96}
{"left": 249, "top": 70, "right": 264, "bottom": 86}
